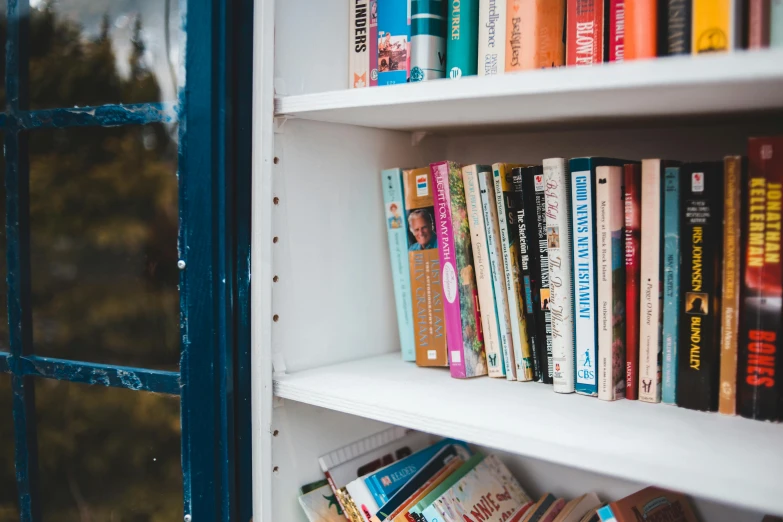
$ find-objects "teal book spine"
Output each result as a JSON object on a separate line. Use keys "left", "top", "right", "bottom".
{"left": 446, "top": 0, "right": 479, "bottom": 78}
{"left": 382, "top": 168, "right": 416, "bottom": 361}
{"left": 411, "top": 0, "right": 448, "bottom": 81}
{"left": 773, "top": 0, "right": 783, "bottom": 47}
{"left": 662, "top": 167, "right": 680, "bottom": 405}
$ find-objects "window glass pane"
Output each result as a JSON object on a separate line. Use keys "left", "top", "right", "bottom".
{"left": 35, "top": 379, "right": 182, "bottom": 521}
{"left": 30, "top": 125, "right": 179, "bottom": 370}
{"left": 29, "top": 0, "right": 181, "bottom": 109}
{"left": 0, "top": 375, "right": 19, "bottom": 521}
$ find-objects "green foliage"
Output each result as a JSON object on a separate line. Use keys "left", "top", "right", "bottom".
{"left": 0, "top": 6, "right": 182, "bottom": 522}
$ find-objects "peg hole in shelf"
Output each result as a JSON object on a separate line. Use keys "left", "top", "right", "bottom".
{"left": 273, "top": 429, "right": 279, "bottom": 437}
{"left": 273, "top": 196, "right": 280, "bottom": 205}
{"left": 273, "top": 275, "right": 279, "bottom": 283}
{"left": 273, "top": 314, "right": 279, "bottom": 322}
{"left": 273, "top": 156, "right": 279, "bottom": 164}
{"left": 273, "top": 236, "right": 279, "bottom": 243}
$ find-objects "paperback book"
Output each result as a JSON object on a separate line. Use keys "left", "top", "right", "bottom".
{"left": 446, "top": 0, "right": 479, "bottom": 78}
{"left": 351, "top": 0, "right": 372, "bottom": 88}
{"left": 566, "top": 0, "right": 605, "bottom": 66}
{"left": 662, "top": 167, "right": 680, "bottom": 405}
{"left": 608, "top": 0, "right": 625, "bottom": 61}
{"left": 378, "top": 0, "right": 412, "bottom": 85}
{"left": 624, "top": 163, "right": 642, "bottom": 400}
{"left": 665, "top": 0, "right": 692, "bottom": 55}
{"left": 410, "top": 0, "right": 447, "bottom": 81}
{"left": 692, "top": 0, "right": 743, "bottom": 53}
{"left": 505, "top": 0, "right": 565, "bottom": 71}
{"left": 625, "top": 0, "right": 657, "bottom": 60}
{"left": 478, "top": 0, "right": 506, "bottom": 75}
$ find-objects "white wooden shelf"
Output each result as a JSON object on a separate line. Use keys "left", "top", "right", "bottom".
{"left": 274, "top": 353, "right": 783, "bottom": 516}
{"left": 274, "top": 50, "right": 783, "bottom": 132}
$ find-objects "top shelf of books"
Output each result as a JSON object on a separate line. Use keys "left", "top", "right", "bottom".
{"left": 274, "top": 50, "right": 783, "bottom": 133}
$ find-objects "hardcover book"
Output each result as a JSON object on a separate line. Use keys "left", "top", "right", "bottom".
{"left": 480, "top": 168, "right": 517, "bottom": 379}
{"left": 566, "top": 0, "right": 605, "bottom": 66}
{"left": 737, "top": 136, "right": 783, "bottom": 421}
{"left": 608, "top": 0, "right": 625, "bottom": 61}
{"left": 410, "top": 0, "right": 448, "bottom": 81}
{"left": 404, "top": 167, "right": 448, "bottom": 367}
{"left": 677, "top": 162, "right": 724, "bottom": 412}
{"left": 570, "top": 158, "right": 628, "bottom": 396}
{"left": 639, "top": 159, "right": 679, "bottom": 403}
{"left": 544, "top": 157, "right": 576, "bottom": 393}
{"left": 520, "top": 167, "right": 555, "bottom": 383}
{"left": 494, "top": 163, "right": 536, "bottom": 381}
{"left": 603, "top": 487, "right": 699, "bottom": 522}
{"left": 719, "top": 156, "right": 745, "bottom": 416}
{"left": 479, "top": 0, "right": 506, "bottom": 75}
{"left": 665, "top": 0, "right": 691, "bottom": 55}
{"left": 446, "top": 0, "right": 480, "bottom": 78}
{"left": 596, "top": 166, "right": 626, "bottom": 401}
{"left": 431, "top": 161, "right": 488, "bottom": 378}
{"left": 505, "top": 0, "right": 566, "bottom": 71}
{"left": 662, "top": 167, "right": 680, "bottom": 405}
{"left": 351, "top": 0, "right": 372, "bottom": 88}
{"left": 624, "top": 163, "right": 642, "bottom": 400}
{"left": 383, "top": 168, "right": 417, "bottom": 362}
{"left": 378, "top": 0, "right": 412, "bottom": 85}
{"left": 625, "top": 0, "right": 657, "bottom": 60}
{"left": 692, "top": 0, "right": 743, "bottom": 53}
{"left": 749, "top": 0, "right": 772, "bottom": 48}
{"left": 464, "top": 164, "right": 506, "bottom": 377}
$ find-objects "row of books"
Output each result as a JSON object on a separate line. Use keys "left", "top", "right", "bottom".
{"left": 298, "top": 426, "right": 704, "bottom": 522}
{"left": 349, "top": 0, "right": 783, "bottom": 88}
{"left": 382, "top": 136, "right": 783, "bottom": 422}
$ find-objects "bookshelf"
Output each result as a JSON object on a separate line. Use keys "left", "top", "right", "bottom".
{"left": 252, "top": 0, "right": 783, "bottom": 520}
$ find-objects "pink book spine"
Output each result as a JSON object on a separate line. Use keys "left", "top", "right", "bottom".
{"left": 431, "top": 161, "right": 467, "bottom": 378}
{"left": 370, "top": 0, "right": 379, "bottom": 86}
{"left": 609, "top": 0, "right": 625, "bottom": 61}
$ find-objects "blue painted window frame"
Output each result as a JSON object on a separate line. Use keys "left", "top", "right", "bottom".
{"left": 0, "top": 0, "right": 254, "bottom": 520}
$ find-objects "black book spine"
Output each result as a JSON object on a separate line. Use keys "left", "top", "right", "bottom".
{"left": 511, "top": 168, "right": 541, "bottom": 382}
{"left": 666, "top": 0, "right": 692, "bottom": 55}
{"left": 677, "top": 162, "right": 723, "bottom": 411}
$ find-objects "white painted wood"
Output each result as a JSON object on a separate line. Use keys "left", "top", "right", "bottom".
{"left": 275, "top": 50, "right": 783, "bottom": 132}
{"left": 274, "top": 353, "right": 783, "bottom": 516}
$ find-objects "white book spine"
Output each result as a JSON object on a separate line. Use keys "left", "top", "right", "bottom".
{"left": 639, "top": 159, "right": 663, "bottom": 403}
{"left": 571, "top": 167, "right": 597, "bottom": 396}
{"left": 349, "top": 0, "right": 370, "bottom": 88}
{"left": 464, "top": 166, "right": 505, "bottom": 377}
{"left": 543, "top": 158, "right": 575, "bottom": 393}
{"left": 597, "top": 166, "right": 625, "bottom": 401}
{"left": 478, "top": 0, "right": 507, "bottom": 75}
{"left": 480, "top": 169, "right": 517, "bottom": 380}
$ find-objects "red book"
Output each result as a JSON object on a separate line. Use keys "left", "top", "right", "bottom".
{"left": 749, "top": 0, "right": 771, "bottom": 49}
{"left": 609, "top": 0, "right": 625, "bottom": 61}
{"left": 624, "top": 163, "right": 641, "bottom": 400}
{"left": 566, "top": 0, "right": 605, "bottom": 65}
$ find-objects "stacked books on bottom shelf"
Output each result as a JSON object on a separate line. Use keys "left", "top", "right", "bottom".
{"left": 298, "top": 427, "right": 706, "bottom": 522}
{"left": 381, "top": 136, "right": 783, "bottom": 423}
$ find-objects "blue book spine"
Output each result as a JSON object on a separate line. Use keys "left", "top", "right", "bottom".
{"left": 570, "top": 159, "right": 598, "bottom": 396}
{"left": 662, "top": 167, "right": 680, "bottom": 404}
{"left": 378, "top": 0, "right": 412, "bottom": 85}
{"left": 382, "top": 168, "right": 416, "bottom": 361}
{"left": 596, "top": 505, "right": 618, "bottom": 522}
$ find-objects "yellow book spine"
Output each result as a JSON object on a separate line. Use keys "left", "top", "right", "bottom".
{"left": 692, "top": 0, "right": 734, "bottom": 53}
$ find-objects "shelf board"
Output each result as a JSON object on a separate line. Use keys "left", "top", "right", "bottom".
{"left": 275, "top": 50, "right": 783, "bottom": 132}
{"left": 274, "top": 353, "right": 783, "bottom": 515}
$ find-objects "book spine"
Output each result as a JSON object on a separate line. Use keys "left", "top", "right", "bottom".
{"left": 505, "top": 0, "right": 524, "bottom": 71}
{"left": 447, "top": 0, "right": 480, "bottom": 78}
{"left": 465, "top": 166, "right": 505, "bottom": 377}
{"left": 378, "top": 0, "right": 412, "bottom": 85}
{"left": 511, "top": 169, "right": 542, "bottom": 381}
{"left": 571, "top": 164, "right": 598, "bottom": 396}
{"left": 665, "top": 0, "right": 692, "bottom": 54}
{"left": 639, "top": 159, "right": 664, "bottom": 403}
{"left": 773, "top": 0, "right": 783, "bottom": 47}
{"left": 749, "top": 0, "right": 772, "bottom": 48}
{"left": 411, "top": 0, "right": 448, "bottom": 82}
{"left": 530, "top": 170, "right": 554, "bottom": 383}
{"left": 506, "top": 0, "right": 566, "bottom": 71}
{"left": 597, "top": 166, "right": 626, "bottom": 400}
{"left": 544, "top": 158, "right": 576, "bottom": 393}
{"left": 351, "top": 0, "right": 371, "bottom": 88}
{"left": 478, "top": 0, "right": 506, "bottom": 75}
{"left": 678, "top": 163, "right": 724, "bottom": 412}
{"left": 737, "top": 138, "right": 783, "bottom": 421}
{"left": 662, "top": 167, "right": 680, "bottom": 405}
{"left": 404, "top": 168, "right": 449, "bottom": 367}
{"left": 480, "top": 169, "right": 516, "bottom": 379}
{"left": 608, "top": 0, "right": 625, "bottom": 61}
{"left": 719, "top": 156, "right": 743, "bottom": 415}
{"left": 371, "top": 0, "right": 379, "bottom": 85}
{"left": 383, "top": 169, "right": 417, "bottom": 361}
{"left": 692, "top": 0, "right": 741, "bottom": 52}
{"left": 625, "top": 0, "right": 657, "bottom": 59}
{"left": 494, "top": 165, "right": 535, "bottom": 381}
{"left": 624, "top": 164, "right": 642, "bottom": 400}
{"left": 567, "top": 0, "right": 605, "bottom": 65}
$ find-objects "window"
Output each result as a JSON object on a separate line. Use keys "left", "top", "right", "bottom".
{"left": 0, "top": 1, "right": 253, "bottom": 521}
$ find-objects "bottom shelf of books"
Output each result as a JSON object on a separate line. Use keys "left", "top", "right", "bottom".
{"left": 274, "top": 353, "right": 783, "bottom": 518}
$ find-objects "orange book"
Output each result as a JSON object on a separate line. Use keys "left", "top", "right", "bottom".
{"left": 625, "top": 0, "right": 657, "bottom": 60}
{"left": 506, "top": 0, "right": 566, "bottom": 71}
